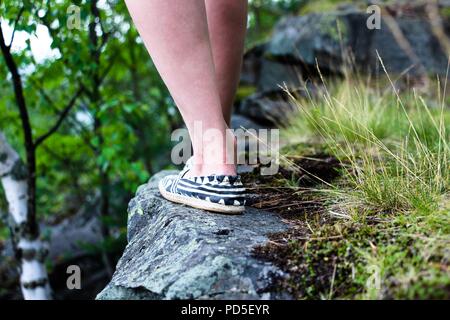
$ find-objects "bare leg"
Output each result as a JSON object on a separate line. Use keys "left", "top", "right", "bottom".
{"left": 206, "top": 0, "right": 248, "bottom": 126}
{"left": 125, "top": 0, "right": 236, "bottom": 176}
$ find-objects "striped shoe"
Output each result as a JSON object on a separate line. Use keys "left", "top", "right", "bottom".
{"left": 158, "top": 170, "right": 246, "bottom": 214}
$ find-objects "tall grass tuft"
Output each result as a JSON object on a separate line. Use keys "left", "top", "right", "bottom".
{"left": 284, "top": 68, "right": 450, "bottom": 215}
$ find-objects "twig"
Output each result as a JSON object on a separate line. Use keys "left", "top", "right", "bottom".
{"left": 328, "top": 210, "right": 352, "bottom": 219}
{"left": 426, "top": 0, "right": 450, "bottom": 57}
{"left": 34, "top": 86, "right": 85, "bottom": 147}
{"left": 8, "top": 6, "right": 25, "bottom": 48}
{"left": 328, "top": 261, "right": 337, "bottom": 300}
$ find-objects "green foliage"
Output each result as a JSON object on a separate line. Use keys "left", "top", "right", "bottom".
{"left": 299, "top": 0, "right": 356, "bottom": 14}
{"left": 247, "top": 0, "right": 304, "bottom": 46}
{"left": 0, "top": 0, "right": 180, "bottom": 242}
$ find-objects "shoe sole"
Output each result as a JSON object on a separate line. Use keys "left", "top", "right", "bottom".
{"left": 159, "top": 183, "right": 245, "bottom": 214}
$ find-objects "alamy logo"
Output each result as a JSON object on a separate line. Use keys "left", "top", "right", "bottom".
{"left": 366, "top": 265, "right": 381, "bottom": 293}
{"left": 66, "top": 265, "right": 81, "bottom": 290}
{"left": 366, "top": 5, "right": 381, "bottom": 30}
{"left": 171, "top": 124, "right": 279, "bottom": 176}
{"left": 67, "top": 5, "right": 81, "bottom": 30}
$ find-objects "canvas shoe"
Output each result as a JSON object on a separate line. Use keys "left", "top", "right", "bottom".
{"left": 158, "top": 170, "right": 246, "bottom": 214}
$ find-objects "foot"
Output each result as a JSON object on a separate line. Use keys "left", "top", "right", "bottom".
{"left": 158, "top": 170, "right": 246, "bottom": 214}
{"left": 187, "top": 163, "right": 237, "bottom": 177}
{"left": 187, "top": 130, "right": 238, "bottom": 177}
{"left": 182, "top": 156, "right": 237, "bottom": 177}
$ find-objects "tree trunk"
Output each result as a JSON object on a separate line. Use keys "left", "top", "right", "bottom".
{"left": 0, "top": 133, "right": 52, "bottom": 300}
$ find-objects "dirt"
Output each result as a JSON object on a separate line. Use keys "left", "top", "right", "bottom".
{"left": 242, "top": 153, "right": 359, "bottom": 299}
{"left": 242, "top": 153, "right": 341, "bottom": 219}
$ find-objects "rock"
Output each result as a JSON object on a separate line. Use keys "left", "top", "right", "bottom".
{"left": 266, "top": 13, "right": 345, "bottom": 77}
{"left": 240, "top": 45, "right": 304, "bottom": 92}
{"left": 2, "top": 199, "right": 103, "bottom": 263}
{"left": 242, "top": 4, "right": 450, "bottom": 91}
{"left": 258, "top": 59, "right": 304, "bottom": 92}
{"left": 240, "top": 44, "right": 266, "bottom": 86}
{"left": 237, "top": 86, "right": 318, "bottom": 127}
{"left": 238, "top": 90, "right": 296, "bottom": 126}
{"left": 45, "top": 207, "right": 103, "bottom": 262}
{"left": 241, "top": 44, "right": 303, "bottom": 92}
{"left": 96, "top": 171, "right": 290, "bottom": 300}
{"left": 230, "top": 114, "right": 265, "bottom": 131}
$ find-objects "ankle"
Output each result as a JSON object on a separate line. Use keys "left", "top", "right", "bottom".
{"left": 188, "top": 162, "right": 236, "bottom": 177}
{"left": 188, "top": 153, "right": 237, "bottom": 176}
{"left": 187, "top": 125, "right": 237, "bottom": 177}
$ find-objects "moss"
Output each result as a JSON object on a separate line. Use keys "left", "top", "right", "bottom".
{"left": 300, "top": 0, "right": 348, "bottom": 15}
{"left": 253, "top": 188, "right": 450, "bottom": 299}
{"left": 235, "top": 85, "right": 257, "bottom": 102}
{"left": 128, "top": 206, "right": 144, "bottom": 220}
{"left": 317, "top": 14, "right": 349, "bottom": 43}
{"left": 440, "top": 7, "right": 450, "bottom": 18}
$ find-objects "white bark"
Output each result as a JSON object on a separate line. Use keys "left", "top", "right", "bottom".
{"left": 0, "top": 132, "right": 52, "bottom": 300}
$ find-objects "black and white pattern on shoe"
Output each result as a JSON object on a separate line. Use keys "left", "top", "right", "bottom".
{"left": 158, "top": 171, "right": 246, "bottom": 213}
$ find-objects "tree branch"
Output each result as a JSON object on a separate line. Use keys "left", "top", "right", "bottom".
{"left": 0, "top": 21, "right": 35, "bottom": 172}
{"left": 31, "top": 80, "right": 97, "bottom": 151}
{"left": 98, "top": 52, "right": 117, "bottom": 86}
{"left": 8, "top": 6, "right": 25, "bottom": 48}
{"left": 34, "top": 86, "right": 85, "bottom": 148}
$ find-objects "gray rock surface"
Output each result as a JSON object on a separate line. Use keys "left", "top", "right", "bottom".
{"left": 46, "top": 206, "right": 103, "bottom": 261}
{"left": 230, "top": 114, "right": 265, "bottom": 131}
{"left": 268, "top": 9, "right": 448, "bottom": 75}
{"left": 238, "top": 89, "right": 296, "bottom": 126}
{"left": 241, "top": 5, "right": 450, "bottom": 92}
{"left": 237, "top": 87, "right": 317, "bottom": 126}
{"left": 96, "top": 171, "right": 289, "bottom": 300}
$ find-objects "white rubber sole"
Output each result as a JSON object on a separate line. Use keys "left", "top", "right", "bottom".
{"left": 159, "top": 183, "right": 245, "bottom": 214}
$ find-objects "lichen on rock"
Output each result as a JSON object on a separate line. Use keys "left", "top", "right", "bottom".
{"left": 97, "top": 171, "right": 290, "bottom": 300}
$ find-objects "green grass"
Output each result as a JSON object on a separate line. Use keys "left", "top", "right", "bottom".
{"left": 273, "top": 72, "right": 450, "bottom": 299}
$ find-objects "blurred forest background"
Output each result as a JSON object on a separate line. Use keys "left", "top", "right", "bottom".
{"left": 1, "top": 0, "right": 449, "bottom": 300}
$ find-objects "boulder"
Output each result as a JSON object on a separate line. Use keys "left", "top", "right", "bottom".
{"left": 230, "top": 114, "right": 265, "bottom": 131}
{"left": 241, "top": 44, "right": 306, "bottom": 92}
{"left": 45, "top": 206, "right": 103, "bottom": 262}
{"left": 237, "top": 85, "right": 320, "bottom": 127}
{"left": 96, "top": 171, "right": 289, "bottom": 300}
{"left": 269, "top": 9, "right": 448, "bottom": 75}
{"left": 241, "top": 4, "right": 450, "bottom": 91}
{"left": 238, "top": 89, "right": 297, "bottom": 126}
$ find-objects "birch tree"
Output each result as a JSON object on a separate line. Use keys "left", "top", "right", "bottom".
{"left": 0, "top": 133, "right": 51, "bottom": 299}
{"left": 0, "top": 2, "right": 83, "bottom": 299}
